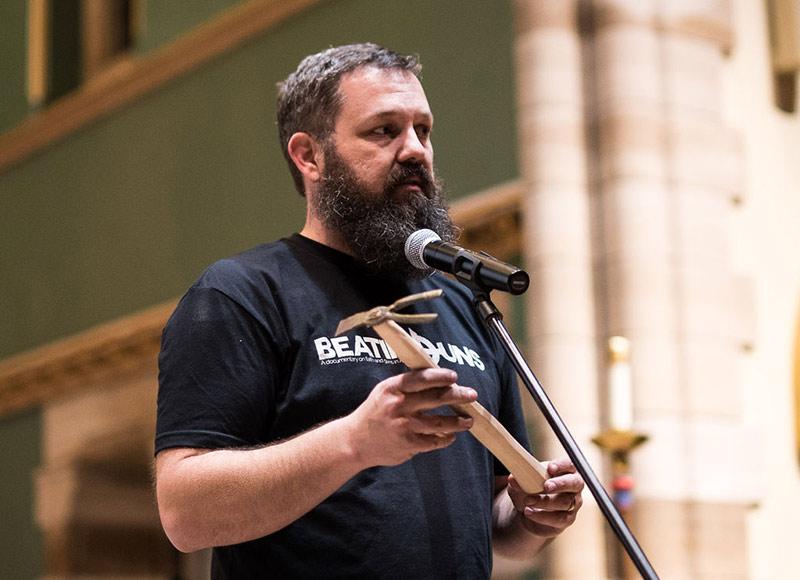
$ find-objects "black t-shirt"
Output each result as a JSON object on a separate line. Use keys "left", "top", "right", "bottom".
{"left": 156, "top": 234, "right": 530, "bottom": 579}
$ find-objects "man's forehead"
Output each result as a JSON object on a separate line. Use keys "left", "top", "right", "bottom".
{"left": 336, "top": 66, "right": 432, "bottom": 120}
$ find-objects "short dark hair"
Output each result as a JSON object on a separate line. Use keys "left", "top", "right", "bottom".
{"left": 276, "top": 43, "right": 422, "bottom": 195}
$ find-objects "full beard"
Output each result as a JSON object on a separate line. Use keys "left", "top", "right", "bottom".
{"left": 313, "top": 144, "right": 457, "bottom": 280}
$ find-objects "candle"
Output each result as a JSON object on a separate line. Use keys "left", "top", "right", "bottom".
{"left": 608, "top": 336, "right": 633, "bottom": 431}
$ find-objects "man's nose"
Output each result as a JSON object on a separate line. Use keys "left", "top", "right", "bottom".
{"left": 397, "top": 127, "right": 428, "bottom": 164}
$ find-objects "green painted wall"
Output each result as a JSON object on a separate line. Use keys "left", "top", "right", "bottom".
{"left": 0, "top": 0, "right": 518, "bottom": 359}
{"left": 0, "top": 0, "right": 518, "bottom": 573}
{"left": 0, "top": 2, "right": 29, "bottom": 133}
{"left": 136, "top": 0, "right": 248, "bottom": 53}
{"left": 0, "top": 409, "right": 42, "bottom": 580}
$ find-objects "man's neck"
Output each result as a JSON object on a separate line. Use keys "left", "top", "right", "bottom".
{"left": 299, "top": 221, "right": 354, "bottom": 257}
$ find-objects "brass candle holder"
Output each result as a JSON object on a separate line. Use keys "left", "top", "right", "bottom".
{"left": 593, "top": 336, "right": 648, "bottom": 513}
{"left": 591, "top": 428, "right": 648, "bottom": 513}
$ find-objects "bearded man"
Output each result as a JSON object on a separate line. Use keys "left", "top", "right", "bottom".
{"left": 155, "top": 43, "right": 583, "bottom": 579}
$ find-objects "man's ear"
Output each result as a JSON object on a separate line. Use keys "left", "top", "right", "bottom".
{"left": 287, "top": 132, "right": 324, "bottom": 184}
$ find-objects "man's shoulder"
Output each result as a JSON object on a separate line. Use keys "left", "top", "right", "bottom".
{"left": 194, "top": 238, "right": 293, "bottom": 292}
{"left": 414, "top": 273, "right": 474, "bottom": 305}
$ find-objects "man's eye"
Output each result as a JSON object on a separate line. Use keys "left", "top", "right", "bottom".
{"left": 373, "top": 125, "right": 396, "bottom": 136}
{"left": 416, "top": 125, "right": 432, "bottom": 138}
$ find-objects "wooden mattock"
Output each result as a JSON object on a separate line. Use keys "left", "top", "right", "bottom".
{"left": 336, "top": 289, "right": 547, "bottom": 494}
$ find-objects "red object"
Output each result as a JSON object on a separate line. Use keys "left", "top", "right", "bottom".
{"left": 613, "top": 474, "right": 635, "bottom": 491}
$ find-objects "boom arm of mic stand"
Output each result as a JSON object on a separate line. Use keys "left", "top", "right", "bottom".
{"left": 472, "top": 292, "right": 659, "bottom": 580}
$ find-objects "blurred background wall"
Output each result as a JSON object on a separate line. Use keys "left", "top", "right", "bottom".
{"left": 0, "top": 1, "right": 798, "bottom": 578}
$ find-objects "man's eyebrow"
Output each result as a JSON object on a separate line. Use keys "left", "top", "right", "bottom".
{"left": 366, "top": 110, "right": 434, "bottom": 123}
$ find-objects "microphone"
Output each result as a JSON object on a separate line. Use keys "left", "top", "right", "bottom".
{"left": 404, "top": 229, "right": 530, "bottom": 295}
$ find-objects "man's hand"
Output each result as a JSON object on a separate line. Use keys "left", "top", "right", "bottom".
{"left": 345, "top": 368, "right": 477, "bottom": 468}
{"left": 506, "top": 458, "right": 584, "bottom": 537}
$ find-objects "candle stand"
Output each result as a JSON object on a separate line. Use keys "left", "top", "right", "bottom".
{"left": 592, "top": 428, "right": 649, "bottom": 579}
{"left": 592, "top": 429, "right": 648, "bottom": 512}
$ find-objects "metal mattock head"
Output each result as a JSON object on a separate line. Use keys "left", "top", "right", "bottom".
{"left": 334, "top": 289, "right": 444, "bottom": 336}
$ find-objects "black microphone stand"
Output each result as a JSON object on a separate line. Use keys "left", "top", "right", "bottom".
{"left": 454, "top": 263, "right": 659, "bottom": 580}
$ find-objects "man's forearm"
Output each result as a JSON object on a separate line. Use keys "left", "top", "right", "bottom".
{"left": 492, "top": 487, "right": 552, "bottom": 559}
{"left": 156, "top": 368, "right": 478, "bottom": 552}
{"left": 156, "top": 415, "right": 364, "bottom": 552}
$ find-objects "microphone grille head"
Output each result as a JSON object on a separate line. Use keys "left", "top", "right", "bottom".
{"left": 405, "top": 229, "right": 441, "bottom": 270}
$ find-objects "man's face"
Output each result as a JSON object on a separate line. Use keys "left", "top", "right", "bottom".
{"left": 325, "top": 66, "right": 435, "bottom": 198}
{"left": 310, "top": 67, "right": 456, "bottom": 278}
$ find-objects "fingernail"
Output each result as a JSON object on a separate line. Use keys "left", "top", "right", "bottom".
{"left": 524, "top": 507, "right": 534, "bottom": 516}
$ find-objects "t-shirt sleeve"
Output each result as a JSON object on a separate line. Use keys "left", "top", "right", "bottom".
{"left": 155, "top": 285, "right": 279, "bottom": 454}
{"left": 493, "top": 355, "right": 532, "bottom": 476}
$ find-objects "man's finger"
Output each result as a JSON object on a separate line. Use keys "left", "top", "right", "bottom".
{"left": 522, "top": 506, "right": 578, "bottom": 528}
{"left": 408, "top": 413, "right": 473, "bottom": 434}
{"left": 524, "top": 492, "right": 581, "bottom": 512}
{"left": 411, "top": 432, "right": 457, "bottom": 452}
{"left": 402, "top": 385, "right": 478, "bottom": 412}
{"left": 392, "top": 368, "right": 460, "bottom": 393}
{"left": 547, "top": 457, "right": 577, "bottom": 476}
{"left": 543, "top": 473, "right": 584, "bottom": 494}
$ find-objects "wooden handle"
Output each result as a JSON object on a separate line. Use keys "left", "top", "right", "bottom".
{"left": 373, "top": 320, "right": 547, "bottom": 493}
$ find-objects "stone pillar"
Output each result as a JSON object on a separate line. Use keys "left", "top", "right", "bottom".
{"left": 514, "top": 2, "right": 607, "bottom": 578}
{"left": 588, "top": 0, "right": 756, "bottom": 578}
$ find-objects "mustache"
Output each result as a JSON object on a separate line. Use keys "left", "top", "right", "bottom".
{"left": 385, "top": 163, "right": 435, "bottom": 196}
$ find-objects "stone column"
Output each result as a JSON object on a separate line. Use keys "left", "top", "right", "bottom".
{"left": 588, "top": 0, "right": 756, "bottom": 578}
{"left": 514, "top": 2, "right": 607, "bottom": 578}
